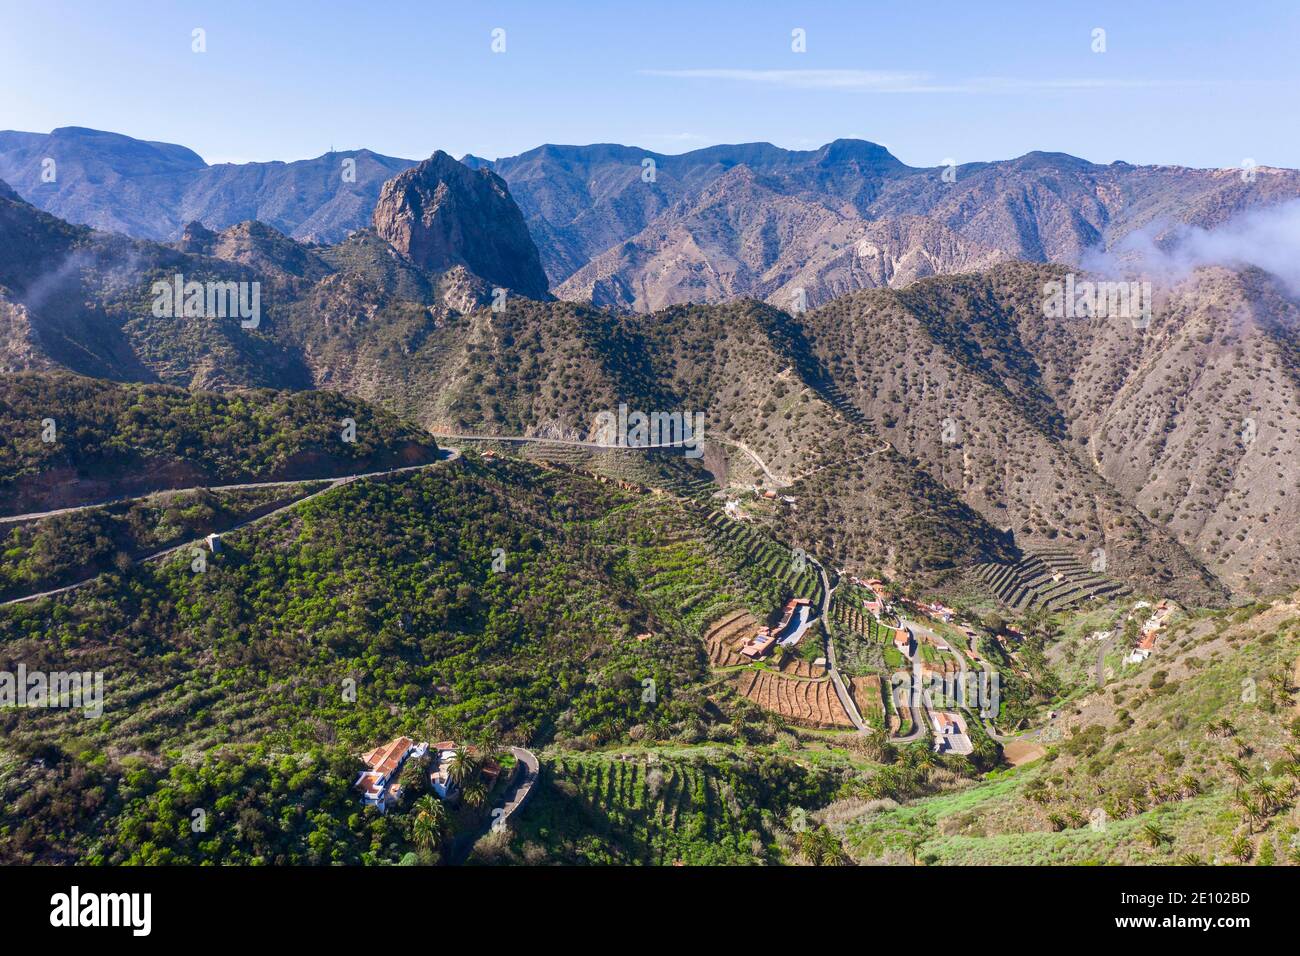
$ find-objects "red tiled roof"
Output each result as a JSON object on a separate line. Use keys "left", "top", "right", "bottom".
{"left": 365, "top": 736, "right": 413, "bottom": 776}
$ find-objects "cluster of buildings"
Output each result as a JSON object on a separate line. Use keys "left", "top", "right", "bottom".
{"left": 1124, "top": 600, "right": 1175, "bottom": 664}
{"left": 354, "top": 737, "right": 427, "bottom": 812}
{"left": 355, "top": 737, "right": 500, "bottom": 812}
{"left": 740, "top": 597, "right": 813, "bottom": 658}
{"left": 846, "top": 575, "right": 892, "bottom": 616}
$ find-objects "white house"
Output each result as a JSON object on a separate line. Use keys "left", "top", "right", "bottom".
{"left": 354, "top": 736, "right": 419, "bottom": 812}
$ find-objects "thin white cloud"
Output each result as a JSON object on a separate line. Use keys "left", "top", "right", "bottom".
{"left": 639, "top": 69, "right": 1204, "bottom": 94}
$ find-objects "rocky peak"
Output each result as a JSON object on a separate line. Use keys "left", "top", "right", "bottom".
{"left": 177, "top": 220, "right": 217, "bottom": 255}
{"left": 371, "top": 151, "right": 549, "bottom": 299}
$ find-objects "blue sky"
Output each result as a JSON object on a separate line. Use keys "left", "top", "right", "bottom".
{"left": 1, "top": 0, "right": 1297, "bottom": 168}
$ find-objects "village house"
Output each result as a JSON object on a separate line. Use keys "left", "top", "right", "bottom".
{"left": 429, "top": 740, "right": 460, "bottom": 799}
{"left": 1126, "top": 599, "right": 1175, "bottom": 663}
{"left": 931, "top": 711, "right": 973, "bottom": 755}
{"left": 740, "top": 626, "right": 777, "bottom": 659}
{"left": 355, "top": 736, "right": 425, "bottom": 812}
{"left": 428, "top": 741, "right": 500, "bottom": 800}
{"left": 926, "top": 601, "right": 956, "bottom": 623}
{"left": 740, "top": 598, "right": 812, "bottom": 658}
{"left": 893, "top": 628, "right": 915, "bottom": 659}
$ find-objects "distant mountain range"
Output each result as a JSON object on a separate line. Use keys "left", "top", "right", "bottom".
{"left": 0, "top": 127, "right": 413, "bottom": 244}
{"left": 6, "top": 127, "right": 1300, "bottom": 310}
{"left": 6, "top": 148, "right": 1298, "bottom": 602}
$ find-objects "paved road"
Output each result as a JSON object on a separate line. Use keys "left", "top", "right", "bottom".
{"left": 449, "top": 746, "right": 540, "bottom": 865}
{"left": 0, "top": 448, "right": 461, "bottom": 607}
{"left": 810, "top": 558, "right": 869, "bottom": 733}
{"left": 893, "top": 650, "right": 928, "bottom": 743}
{"left": 899, "top": 614, "right": 1024, "bottom": 743}
{"left": 496, "top": 747, "right": 540, "bottom": 828}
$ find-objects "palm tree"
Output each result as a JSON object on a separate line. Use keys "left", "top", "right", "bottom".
{"left": 1234, "top": 793, "right": 1261, "bottom": 834}
{"left": 1250, "top": 779, "right": 1280, "bottom": 815}
{"left": 1142, "top": 823, "right": 1173, "bottom": 849}
{"left": 1207, "top": 718, "right": 1236, "bottom": 740}
{"left": 411, "top": 795, "right": 446, "bottom": 852}
{"left": 461, "top": 779, "right": 489, "bottom": 809}
{"left": 1176, "top": 852, "right": 1205, "bottom": 866}
{"left": 1224, "top": 756, "right": 1251, "bottom": 787}
{"left": 1227, "top": 834, "right": 1254, "bottom": 864}
{"left": 902, "top": 830, "right": 927, "bottom": 866}
{"left": 447, "top": 747, "right": 481, "bottom": 787}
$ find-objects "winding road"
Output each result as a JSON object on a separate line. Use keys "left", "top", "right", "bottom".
{"left": 0, "top": 448, "right": 461, "bottom": 607}
{"left": 810, "top": 558, "right": 869, "bottom": 733}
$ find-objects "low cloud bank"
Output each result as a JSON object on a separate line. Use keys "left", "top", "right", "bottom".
{"left": 1083, "top": 198, "right": 1300, "bottom": 296}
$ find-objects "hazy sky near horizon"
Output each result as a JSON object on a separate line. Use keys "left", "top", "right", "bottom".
{"left": 1, "top": 0, "right": 1296, "bottom": 169}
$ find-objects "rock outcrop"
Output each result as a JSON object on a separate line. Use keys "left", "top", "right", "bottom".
{"left": 372, "top": 151, "right": 549, "bottom": 299}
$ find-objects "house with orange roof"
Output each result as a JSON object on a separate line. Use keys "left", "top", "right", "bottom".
{"left": 931, "top": 711, "right": 972, "bottom": 754}
{"left": 740, "top": 627, "right": 777, "bottom": 659}
{"left": 893, "top": 628, "right": 914, "bottom": 659}
{"left": 355, "top": 736, "right": 422, "bottom": 812}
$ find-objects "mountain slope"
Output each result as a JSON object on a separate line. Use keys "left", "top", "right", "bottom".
{"left": 0, "top": 127, "right": 415, "bottom": 243}
{"left": 797, "top": 265, "right": 1234, "bottom": 603}
{"left": 9, "top": 129, "right": 1300, "bottom": 310}
{"left": 371, "top": 152, "right": 549, "bottom": 299}
{"left": 0, "top": 371, "right": 440, "bottom": 514}
{"left": 0, "top": 156, "right": 551, "bottom": 390}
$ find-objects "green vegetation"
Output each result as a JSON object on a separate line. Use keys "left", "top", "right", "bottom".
{"left": 832, "top": 599, "right": 1300, "bottom": 864}
{"left": 474, "top": 747, "right": 844, "bottom": 865}
{"left": 0, "top": 371, "right": 439, "bottom": 513}
{"left": 0, "top": 454, "right": 802, "bottom": 862}
{"left": 0, "top": 484, "right": 324, "bottom": 600}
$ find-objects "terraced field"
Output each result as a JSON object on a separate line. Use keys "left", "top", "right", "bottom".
{"left": 493, "top": 749, "right": 844, "bottom": 865}
{"left": 699, "top": 510, "right": 824, "bottom": 605}
{"left": 703, "top": 609, "right": 758, "bottom": 667}
{"left": 849, "top": 675, "right": 885, "bottom": 721}
{"left": 974, "top": 545, "right": 1130, "bottom": 612}
{"left": 830, "top": 590, "right": 899, "bottom": 677}
{"left": 732, "top": 668, "right": 853, "bottom": 728}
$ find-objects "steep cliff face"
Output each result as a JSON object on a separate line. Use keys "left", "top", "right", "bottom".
{"left": 372, "top": 151, "right": 550, "bottom": 299}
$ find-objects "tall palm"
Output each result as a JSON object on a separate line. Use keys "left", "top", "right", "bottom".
{"left": 411, "top": 795, "right": 446, "bottom": 851}
{"left": 461, "top": 779, "right": 489, "bottom": 809}
{"left": 1236, "top": 794, "right": 1262, "bottom": 834}
{"left": 1224, "top": 757, "right": 1251, "bottom": 787}
{"left": 1254, "top": 779, "right": 1283, "bottom": 815}
{"left": 447, "top": 747, "right": 481, "bottom": 787}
